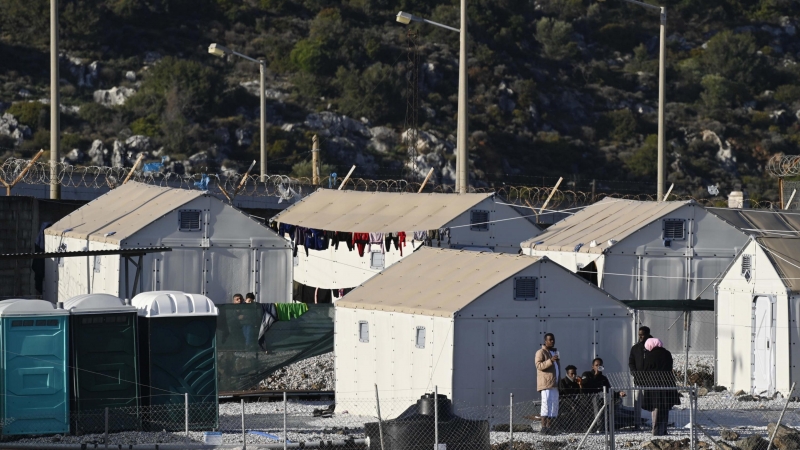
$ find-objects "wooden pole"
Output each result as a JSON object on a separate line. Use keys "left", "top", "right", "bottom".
{"left": 539, "top": 177, "right": 563, "bottom": 214}
{"left": 235, "top": 160, "right": 257, "bottom": 195}
{"left": 338, "top": 165, "right": 356, "bottom": 190}
{"left": 312, "top": 134, "right": 320, "bottom": 187}
{"left": 4, "top": 149, "right": 44, "bottom": 195}
{"left": 417, "top": 168, "right": 434, "bottom": 193}
{"left": 122, "top": 153, "right": 145, "bottom": 185}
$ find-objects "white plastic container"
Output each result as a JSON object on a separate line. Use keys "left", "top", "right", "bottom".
{"left": 203, "top": 431, "right": 223, "bottom": 445}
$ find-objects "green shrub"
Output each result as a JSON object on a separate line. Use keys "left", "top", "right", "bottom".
{"left": 78, "top": 103, "right": 113, "bottom": 127}
{"left": 536, "top": 18, "right": 578, "bottom": 60}
{"left": 131, "top": 114, "right": 161, "bottom": 137}
{"left": 700, "top": 74, "right": 748, "bottom": 109}
{"left": 626, "top": 134, "right": 658, "bottom": 178}
{"left": 6, "top": 102, "right": 47, "bottom": 130}
{"left": 290, "top": 39, "right": 328, "bottom": 75}
{"left": 702, "top": 30, "right": 759, "bottom": 85}
{"left": 126, "top": 57, "right": 221, "bottom": 120}
{"left": 774, "top": 85, "right": 800, "bottom": 104}
{"left": 599, "top": 109, "right": 637, "bottom": 141}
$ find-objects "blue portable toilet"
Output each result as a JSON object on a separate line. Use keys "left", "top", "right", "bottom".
{"left": 132, "top": 291, "right": 218, "bottom": 431}
{"left": 0, "top": 299, "right": 69, "bottom": 436}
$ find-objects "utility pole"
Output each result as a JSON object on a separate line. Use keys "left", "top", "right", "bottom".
{"left": 656, "top": 6, "right": 666, "bottom": 201}
{"left": 50, "top": 0, "right": 60, "bottom": 199}
{"left": 259, "top": 60, "right": 267, "bottom": 181}
{"left": 311, "top": 134, "right": 320, "bottom": 187}
{"left": 456, "top": 0, "right": 468, "bottom": 194}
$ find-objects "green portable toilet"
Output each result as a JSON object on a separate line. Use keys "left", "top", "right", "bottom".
{"left": 0, "top": 299, "right": 69, "bottom": 436}
{"left": 65, "top": 294, "right": 139, "bottom": 433}
{"left": 131, "top": 291, "right": 218, "bottom": 431}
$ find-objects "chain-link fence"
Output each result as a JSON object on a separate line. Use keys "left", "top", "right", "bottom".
{"left": 4, "top": 380, "right": 800, "bottom": 449}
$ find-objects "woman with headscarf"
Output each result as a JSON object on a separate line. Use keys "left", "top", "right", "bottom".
{"left": 641, "top": 338, "right": 680, "bottom": 436}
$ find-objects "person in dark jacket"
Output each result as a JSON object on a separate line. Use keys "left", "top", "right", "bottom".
{"left": 629, "top": 326, "right": 652, "bottom": 379}
{"left": 555, "top": 365, "right": 584, "bottom": 432}
{"left": 559, "top": 365, "right": 582, "bottom": 396}
{"left": 641, "top": 338, "right": 680, "bottom": 436}
{"left": 629, "top": 326, "right": 652, "bottom": 429}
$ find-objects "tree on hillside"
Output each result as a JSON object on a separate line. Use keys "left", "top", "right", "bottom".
{"left": 535, "top": 18, "right": 578, "bottom": 60}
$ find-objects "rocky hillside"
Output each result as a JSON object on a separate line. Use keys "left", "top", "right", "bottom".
{"left": 1, "top": 0, "right": 799, "bottom": 200}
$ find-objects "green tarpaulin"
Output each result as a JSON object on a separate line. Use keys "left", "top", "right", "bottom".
{"left": 216, "top": 303, "right": 333, "bottom": 392}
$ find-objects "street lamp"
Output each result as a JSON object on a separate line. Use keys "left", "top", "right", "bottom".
{"left": 396, "top": 5, "right": 468, "bottom": 194}
{"left": 600, "top": 0, "right": 667, "bottom": 201}
{"left": 208, "top": 43, "right": 268, "bottom": 181}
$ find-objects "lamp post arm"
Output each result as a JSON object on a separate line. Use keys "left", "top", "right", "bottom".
{"left": 422, "top": 18, "right": 460, "bottom": 33}
{"left": 617, "top": 0, "right": 662, "bottom": 12}
{"left": 229, "top": 49, "right": 263, "bottom": 65}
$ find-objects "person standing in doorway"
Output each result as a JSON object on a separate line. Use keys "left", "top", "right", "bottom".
{"left": 535, "top": 333, "right": 560, "bottom": 435}
{"left": 629, "top": 326, "right": 652, "bottom": 429}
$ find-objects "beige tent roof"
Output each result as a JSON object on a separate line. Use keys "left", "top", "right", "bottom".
{"left": 756, "top": 237, "right": 800, "bottom": 293}
{"left": 707, "top": 208, "right": 800, "bottom": 236}
{"left": 521, "top": 198, "right": 691, "bottom": 254}
{"left": 335, "top": 247, "right": 540, "bottom": 317}
{"left": 272, "top": 190, "right": 492, "bottom": 233}
{"left": 45, "top": 181, "right": 204, "bottom": 244}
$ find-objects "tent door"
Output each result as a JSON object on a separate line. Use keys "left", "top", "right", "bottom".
{"left": 752, "top": 296, "right": 776, "bottom": 396}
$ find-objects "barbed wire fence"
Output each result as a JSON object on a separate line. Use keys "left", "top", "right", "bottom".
{"left": 0, "top": 158, "right": 781, "bottom": 209}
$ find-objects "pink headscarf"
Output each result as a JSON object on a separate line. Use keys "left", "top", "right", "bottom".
{"left": 645, "top": 338, "right": 663, "bottom": 352}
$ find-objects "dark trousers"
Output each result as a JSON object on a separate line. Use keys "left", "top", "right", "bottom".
{"left": 651, "top": 407, "right": 669, "bottom": 436}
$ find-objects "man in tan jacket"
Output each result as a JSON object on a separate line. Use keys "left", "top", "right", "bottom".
{"left": 535, "top": 333, "right": 560, "bottom": 434}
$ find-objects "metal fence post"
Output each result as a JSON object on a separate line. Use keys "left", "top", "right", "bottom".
{"left": 241, "top": 398, "right": 246, "bottom": 450}
{"left": 509, "top": 393, "right": 513, "bottom": 450}
{"left": 435, "top": 385, "right": 439, "bottom": 450}
{"left": 283, "top": 391, "right": 288, "bottom": 450}
{"left": 767, "top": 382, "right": 797, "bottom": 450}
{"left": 602, "top": 387, "right": 608, "bottom": 449}
{"left": 104, "top": 407, "right": 109, "bottom": 449}
{"left": 374, "top": 384, "right": 385, "bottom": 450}
{"left": 185, "top": 393, "right": 189, "bottom": 438}
{"left": 608, "top": 388, "right": 616, "bottom": 450}
{"left": 689, "top": 386, "right": 695, "bottom": 450}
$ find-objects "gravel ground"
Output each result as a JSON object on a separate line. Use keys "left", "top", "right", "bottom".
{"left": 259, "top": 353, "right": 334, "bottom": 391}
{"left": 7, "top": 392, "right": 798, "bottom": 448}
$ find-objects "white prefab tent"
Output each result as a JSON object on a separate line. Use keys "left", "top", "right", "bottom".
{"left": 521, "top": 198, "right": 750, "bottom": 354}
{"left": 716, "top": 236, "right": 800, "bottom": 396}
{"left": 334, "top": 247, "right": 632, "bottom": 415}
{"left": 271, "top": 190, "right": 543, "bottom": 292}
{"left": 43, "top": 181, "right": 292, "bottom": 304}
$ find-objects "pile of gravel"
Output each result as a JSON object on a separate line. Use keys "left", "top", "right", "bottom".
{"left": 260, "top": 352, "right": 334, "bottom": 391}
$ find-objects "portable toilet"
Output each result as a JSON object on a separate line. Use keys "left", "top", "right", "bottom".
{"left": 131, "top": 291, "right": 218, "bottom": 431}
{"left": 0, "top": 299, "right": 69, "bottom": 436}
{"left": 64, "top": 294, "right": 139, "bottom": 433}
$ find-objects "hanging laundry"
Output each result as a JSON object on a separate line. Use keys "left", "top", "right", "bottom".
{"left": 438, "top": 228, "right": 451, "bottom": 247}
{"left": 411, "top": 230, "right": 426, "bottom": 248}
{"left": 313, "top": 229, "right": 328, "bottom": 251}
{"left": 353, "top": 233, "right": 370, "bottom": 257}
{"left": 275, "top": 303, "right": 309, "bottom": 321}
{"left": 369, "top": 232, "right": 384, "bottom": 253}
{"left": 338, "top": 232, "right": 354, "bottom": 251}
{"left": 397, "top": 232, "right": 406, "bottom": 256}
{"left": 278, "top": 223, "right": 295, "bottom": 239}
